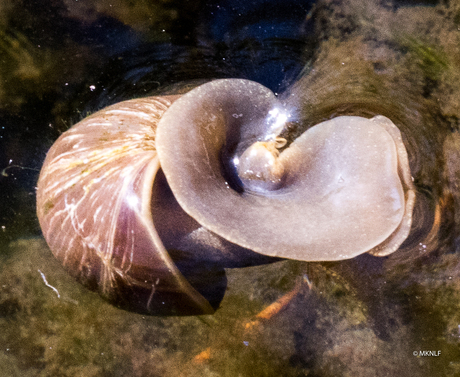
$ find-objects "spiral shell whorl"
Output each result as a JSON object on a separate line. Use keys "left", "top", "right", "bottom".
{"left": 36, "top": 95, "right": 214, "bottom": 315}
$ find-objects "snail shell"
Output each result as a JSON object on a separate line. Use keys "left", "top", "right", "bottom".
{"left": 36, "top": 79, "right": 415, "bottom": 315}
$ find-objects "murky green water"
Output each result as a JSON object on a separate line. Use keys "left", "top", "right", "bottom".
{"left": 2, "top": 0, "right": 460, "bottom": 376}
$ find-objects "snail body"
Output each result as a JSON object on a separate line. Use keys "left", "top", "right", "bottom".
{"left": 36, "top": 79, "right": 415, "bottom": 315}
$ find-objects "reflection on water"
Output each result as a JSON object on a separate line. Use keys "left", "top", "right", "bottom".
{"left": 2, "top": 0, "right": 460, "bottom": 376}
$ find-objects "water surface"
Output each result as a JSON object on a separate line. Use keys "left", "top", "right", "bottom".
{"left": 1, "top": 0, "right": 460, "bottom": 376}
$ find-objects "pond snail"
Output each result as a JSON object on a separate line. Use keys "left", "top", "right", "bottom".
{"left": 36, "top": 79, "right": 416, "bottom": 315}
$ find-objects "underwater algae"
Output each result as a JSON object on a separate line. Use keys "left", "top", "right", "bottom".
{"left": 0, "top": 239, "right": 423, "bottom": 377}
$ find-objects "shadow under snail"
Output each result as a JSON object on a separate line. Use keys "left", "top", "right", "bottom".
{"left": 36, "top": 79, "right": 416, "bottom": 315}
